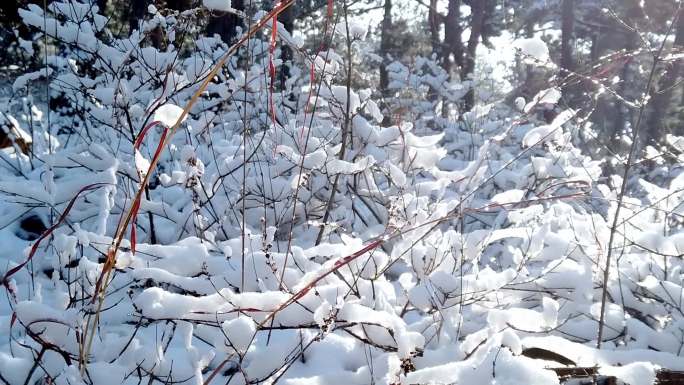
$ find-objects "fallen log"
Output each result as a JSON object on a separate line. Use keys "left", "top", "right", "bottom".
{"left": 548, "top": 367, "right": 684, "bottom": 385}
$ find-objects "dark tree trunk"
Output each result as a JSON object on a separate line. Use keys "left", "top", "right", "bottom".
{"left": 166, "top": 0, "right": 191, "bottom": 10}
{"left": 560, "top": 0, "right": 581, "bottom": 107}
{"left": 165, "top": 0, "right": 190, "bottom": 47}
{"left": 560, "top": 0, "right": 575, "bottom": 72}
{"left": 590, "top": 32, "right": 600, "bottom": 62}
{"left": 461, "top": 0, "right": 485, "bottom": 111}
{"left": 443, "top": 0, "right": 463, "bottom": 74}
{"left": 0, "top": 0, "right": 33, "bottom": 40}
{"left": 647, "top": 11, "right": 684, "bottom": 142}
{"left": 96, "top": 0, "right": 107, "bottom": 15}
{"left": 129, "top": 0, "right": 148, "bottom": 34}
{"left": 610, "top": 1, "right": 642, "bottom": 146}
{"left": 428, "top": 0, "right": 441, "bottom": 55}
{"left": 279, "top": 2, "right": 295, "bottom": 91}
{"left": 612, "top": 47, "right": 635, "bottom": 145}
{"left": 128, "top": 0, "right": 165, "bottom": 48}
{"left": 379, "top": 0, "right": 392, "bottom": 95}
{"left": 206, "top": 0, "right": 244, "bottom": 44}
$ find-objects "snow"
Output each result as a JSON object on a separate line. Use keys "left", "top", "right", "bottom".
{"left": 13, "top": 68, "right": 53, "bottom": 92}
{"left": 203, "top": 0, "right": 232, "bottom": 12}
{"left": 404, "top": 347, "right": 560, "bottom": 385}
{"left": 514, "top": 97, "right": 526, "bottom": 111}
{"left": 491, "top": 189, "right": 525, "bottom": 205}
{"left": 542, "top": 297, "right": 560, "bottom": 329}
{"left": 336, "top": 20, "right": 368, "bottom": 40}
{"left": 599, "top": 362, "right": 657, "bottom": 385}
{"left": 1, "top": 3, "right": 682, "bottom": 385}
{"left": 134, "top": 149, "right": 151, "bottom": 175}
{"left": 365, "top": 100, "right": 384, "bottom": 122}
{"left": 222, "top": 317, "right": 256, "bottom": 353}
{"left": 516, "top": 37, "right": 550, "bottom": 63}
{"left": 522, "top": 110, "right": 575, "bottom": 147}
{"left": 524, "top": 87, "right": 562, "bottom": 113}
{"left": 0, "top": 354, "right": 32, "bottom": 385}
{"left": 153, "top": 103, "right": 186, "bottom": 127}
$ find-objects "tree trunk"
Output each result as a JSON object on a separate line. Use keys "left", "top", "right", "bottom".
{"left": 129, "top": 0, "right": 147, "bottom": 34}
{"left": 129, "top": 0, "right": 165, "bottom": 48}
{"left": 443, "top": 0, "right": 463, "bottom": 74}
{"left": 461, "top": 0, "right": 485, "bottom": 111}
{"left": 647, "top": 11, "right": 684, "bottom": 142}
{"left": 207, "top": 0, "right": 244, "bottom": 44}
{"left": 560, "top": 0, "right": 580, "bottom": 108}
{"left": 166, "top": 0, "right": 191, "bottom": 10}
{"left": 428, "top": 0, "right": 441, "bottom": 55}
{"left": 279, "top": 2, "right": 295, "bottom": 90}
{"left": 0, "top": 0, "right": 34, "bottom": 40}
{"left": 379, "top": 0, "right": 392, "bottom": 95}
{"left": 610, "top": 1, "right": 641, "bottom": 146}
{"left": 96, "top": 0, "right": 107, "bottom": 15}
{"left": 560, "top": 0, "right": 575, "bottom": 72}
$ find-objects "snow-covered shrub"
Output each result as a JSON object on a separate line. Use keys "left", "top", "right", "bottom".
{"left": 0, "top": 2, "right": 683, "bottom": 385}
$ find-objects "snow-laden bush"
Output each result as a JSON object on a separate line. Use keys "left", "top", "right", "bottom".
{"left": 1, "top": 2, "right": 684, "bottom": 385}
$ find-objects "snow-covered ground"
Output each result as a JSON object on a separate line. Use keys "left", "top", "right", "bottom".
{"left": 1, "top": 2, "right": 684, "bottom": 385}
